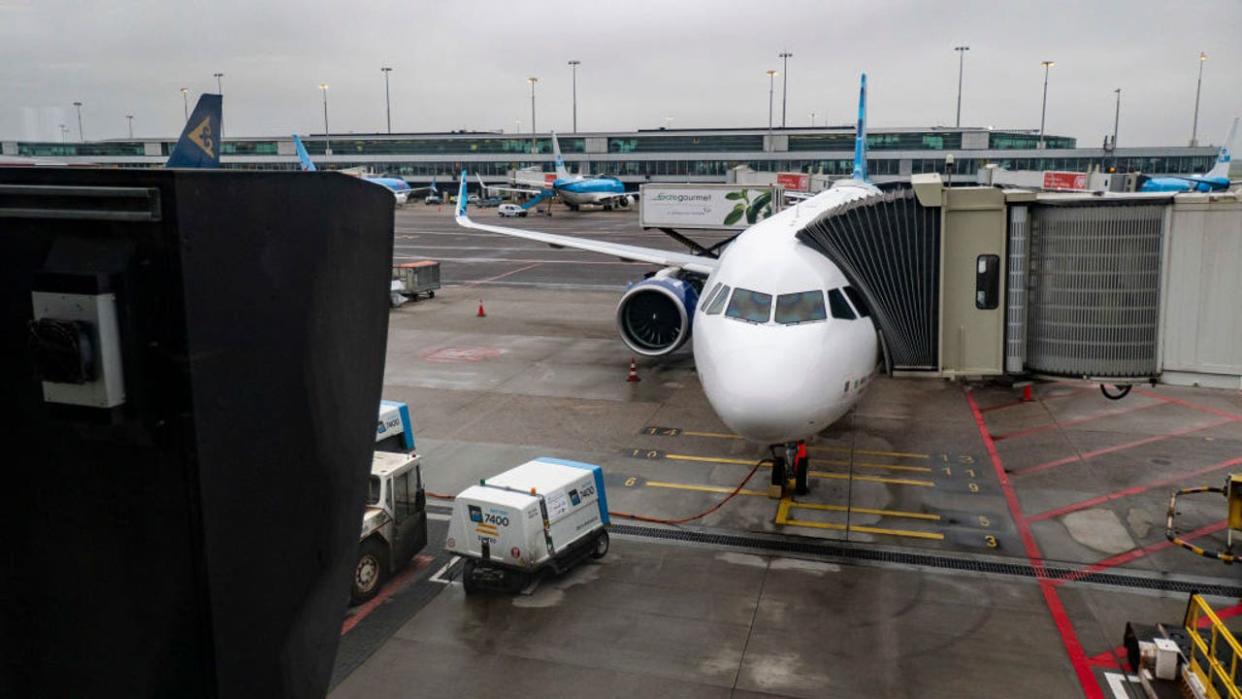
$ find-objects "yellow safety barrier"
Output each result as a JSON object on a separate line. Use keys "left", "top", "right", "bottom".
{"left": 1184, "top": 594, "right": 1242, "bottom": 699}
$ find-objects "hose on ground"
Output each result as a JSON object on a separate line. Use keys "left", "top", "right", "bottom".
{"left": 608, "top": 458, "right": 771, "bottom": 526}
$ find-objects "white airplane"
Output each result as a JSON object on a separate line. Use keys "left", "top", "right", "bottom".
{"left": 483, "top": 131, "right": 637, "bottom": 211}
{"left": 455, "top": 75, "right": 883, "bottom": 492}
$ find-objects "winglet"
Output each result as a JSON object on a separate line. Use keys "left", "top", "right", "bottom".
{"left": 456, "top": 170, "right": 469, "bottom": 218}
{"left": 165, "top": 93, "right": 222, "bottom": 168}
{"left": 851, "top": 73, "right": 868, "bottom": 182}
{"left": 292, "top": 134, "right": 316, "bottom": 172}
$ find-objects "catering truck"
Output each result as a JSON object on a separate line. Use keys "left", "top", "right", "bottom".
{"left": 446, "top": 458, "right": 610, "bottom": 593}
{"left": 351, "top": 400, "right": 428, "bottom": 604}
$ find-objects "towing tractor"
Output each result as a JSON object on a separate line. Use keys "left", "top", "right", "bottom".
{"left": 351, "top": 401, "right": 429, "bottom": 605}
{"left": 446, "top": 458, "right": 610, "bottom": 593}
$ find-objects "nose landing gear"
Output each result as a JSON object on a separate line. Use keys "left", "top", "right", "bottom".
{"left": 769, "top": 441, "right": 811, "bottom": 497}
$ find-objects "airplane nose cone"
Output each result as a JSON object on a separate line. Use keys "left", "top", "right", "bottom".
{"left": 697, "top": 341, "right": 838, "bottom": 445}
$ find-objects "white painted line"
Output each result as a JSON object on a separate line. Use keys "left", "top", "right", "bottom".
{"left": 429, "top": 555, "right": 461, "bottom": 585}
{"left": 1103, "top": 672, "right": 1140, "bottom": 698}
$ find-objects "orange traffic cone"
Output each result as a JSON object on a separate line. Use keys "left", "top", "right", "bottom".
{"left": 476, "top": 299, "right": 486, "bottom": 318}
{"left": 626, "top": 358, "right": 640, "bottom": 383}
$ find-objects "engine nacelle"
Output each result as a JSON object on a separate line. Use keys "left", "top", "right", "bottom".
{"left": 615, "top": 274, "right": 699, "bottom": 356}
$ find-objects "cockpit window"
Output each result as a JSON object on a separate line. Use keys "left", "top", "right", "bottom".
{"left": 775, "top": 291, "right": 827, "bottom": 324}
{"left": 827, "top": 288, "right": 857, "bottom": 320}
{"left": 842, "top": 285, "right": 871, "bottom": 318}
{"left": 700, "top": 283, "right": 723, "bottom": 314}
{"left": 704, "top": 284, "right": 730, "bottom": 315}
{"left": 725, "top": 288, "right": 773, "bottom": 323}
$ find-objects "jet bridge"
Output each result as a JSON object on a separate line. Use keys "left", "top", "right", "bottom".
{"left": 797, "top": 177, "right": 1242, "bottom": 388}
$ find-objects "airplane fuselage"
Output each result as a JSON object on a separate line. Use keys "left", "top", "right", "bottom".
{"left": 691, "top": 180, "right": 882, "bottom": 444}
{"left": 553, "top": 176, "right": 629, "bottom": 207}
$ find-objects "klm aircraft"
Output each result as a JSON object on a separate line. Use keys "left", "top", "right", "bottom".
{"left": 1140, "top": 118, "right": 1238, "bottom": 193}
{"left": 487, "top": 131, "right": 635, "bottom": 211}
{"left": 292, "top": 134, "right": 420, "bottom": 204}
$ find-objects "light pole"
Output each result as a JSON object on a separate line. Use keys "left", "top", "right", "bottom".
{"left": 527, "top": 77, "right": 538, "bottom": 155}
{"left": 779, "top": 51, "right": 792, "bottom": 128}
{"left": 766, "top": 70, "right": 778, "bottom": 146}
{"left": 1191, "top": 52, "right": 1206, "bottom": 146}
{"left": 954, "top": 46, "right": 970, "bottom": 127}
{"left": 59, "top": 124, "right": 67, "bottom": 143}
{"left": 73, "top": 101, "right": 83, "bottom": 142}
{"left": 1038, "top": 60, "right": 1054, "bottom": 149}
{"left": 1112, "top": 88, "right": 1121, "bottom": 152}
{"left": 127, "top": 115, "right": 133, "bottom": 139}
{"left": 381, "top": 66, "right": 393, "bottom": 134}
{"left": 319, "top": 84, "right": 332, "bottom": 156}
{"left": 213, "top": 73, "right": 224, "bottom": 137}
{"left": 810, "top": 111, "right": 815, "bottom": 127}
{"left": 568, "top": 60, "right": 580, "bottom": 133}
{"left": 180, "top": 87, "right": 188, "bottom": 121}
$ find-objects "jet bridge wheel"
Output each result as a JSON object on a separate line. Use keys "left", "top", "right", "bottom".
{"left": 770, "top": 453, "right": 787, "bottom": 487}
{"left": 794, "top": 444, "right": 810, "bottom": 496}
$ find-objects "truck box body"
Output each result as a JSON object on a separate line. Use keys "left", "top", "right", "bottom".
{"left": 447, "top": 458, "right": 608, "bottom": 570}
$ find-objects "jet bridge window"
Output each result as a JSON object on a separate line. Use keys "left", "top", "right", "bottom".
{"left": 725, "top": 288, "right": 772, "bottom": 323}
{"left": 975, "top": 255, "right": 1000, "bottom": 310}
{"left": 775, "top": 291, "right": 827, "bottom": 324}
{"left": 704, "top": 284, "right": 730, "bottom": 315}
{"left": 827, "top": 288, "right": 857, "bottom": 320}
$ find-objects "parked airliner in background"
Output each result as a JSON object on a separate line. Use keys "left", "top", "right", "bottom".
{"left": 484, "top": 131, "right": 636, "bottom": 211}
{"left": 1140, "top": 118, "right": 1237, "bottom": 193}
{"left": 292, "top": 133, "right": 425, "bottom": 204}
{"left": 456, "top": 75, "right": 884, "bottom": 492}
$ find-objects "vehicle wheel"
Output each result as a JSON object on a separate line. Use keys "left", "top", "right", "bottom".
{"left": 794, "top": 454, "right": 810, "bottom": 495}
{"left": 590, "top": 530, "right": 610, "bottom": 559}
{"left": 770, "top": 455, "right": 786, "bottom": 487}
{"left": 506, "top": 570, "right": 530, "bottom": 593}
{"left": 462, "top": 558, "right": 479, "bottom": 595}
{"left": 350, "top": 539, "right": 388, "bottom": 605}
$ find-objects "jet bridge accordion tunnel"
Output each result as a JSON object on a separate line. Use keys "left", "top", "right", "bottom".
{"left": 0, "top": 167, "right": 394, "bottom": 697}
{"left": 797, "top": 178, "right": 1185, "bottom": 384}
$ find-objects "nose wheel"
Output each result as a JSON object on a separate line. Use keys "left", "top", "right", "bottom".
{"left": 770, "top": 441, "right": 811, "bottom": 496}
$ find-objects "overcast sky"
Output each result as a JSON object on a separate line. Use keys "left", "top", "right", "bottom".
{"left": 2, "top": 0, "right": 1239, "bottom": 148}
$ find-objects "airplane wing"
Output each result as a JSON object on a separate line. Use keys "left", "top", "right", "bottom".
{"left": 783, "top": 190, "right": 813, "bottom": 201}
{"left": 453, "top": 172, "right": 718, "bottom": 276}
{"left": 485, "top": 183, "right": 545, "bottom": 196}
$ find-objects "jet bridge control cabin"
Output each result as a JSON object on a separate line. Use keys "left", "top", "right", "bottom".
{"left": 796, "top": 177, "right": 1242, "bottom": 390}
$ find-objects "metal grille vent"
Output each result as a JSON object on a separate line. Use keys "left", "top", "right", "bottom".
{"left": 1026, "top": 204, "right": 1164, "bottom": 378}
{"left": 796, "top": 188, "right": 941, "bottom": 370}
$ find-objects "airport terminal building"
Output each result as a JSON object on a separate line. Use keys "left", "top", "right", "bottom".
{"left": 2, "top": 125, "right": 1217, "bottom": 185}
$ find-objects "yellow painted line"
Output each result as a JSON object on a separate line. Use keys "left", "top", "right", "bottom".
{"left": 645, "top": 481, "right": 769, "bottom": 497}
{"left": 817, "top": 459, "right": 933, "bottom": 473}
{"left": 810, "top": 472, "right": 934, "bottom": 487}
{"left": 665, "top": 452, "right": 757, "bottom": 466}
{"left": 781, "top": 518, "right": 945, "bottom": 541}
{"left": 661, "top": 453, "right": 934, "bottom": 487}
{"left": 809, "top": 445, "right": 930, "bottom": 460}
{"left": 680, "top": 430, "right": 744, "bottom": 440}
{"left": 788, "top": 500, "right": 941, "bottom": 522}
{"left": 775, "top": 495, "right": 793, "bottom": 525}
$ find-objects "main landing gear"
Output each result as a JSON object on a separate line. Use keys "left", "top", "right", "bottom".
{"left": 769, "top": 441, "right": 810, "bottom": 497}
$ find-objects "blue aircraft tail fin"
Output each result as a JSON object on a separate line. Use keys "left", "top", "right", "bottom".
{"left": 456, "top": 170, "right": 469, "bottom": 218}
{"left": 851, "top": 74, "right": 868, "bottom": 182}
{"left": 292, "top": 134, "right": 316, "bottom": 172}
{"left": 551, "top": 131, "right": 570, "bottom": 181}
{"left": 1206, "top": 117, "right": 1238, "bottom": 179}
{"left": 430, "top": 176, "right": 438, "bottom": 194}
{"left": 165, "top": 94, "right": 222, "bottom": 168}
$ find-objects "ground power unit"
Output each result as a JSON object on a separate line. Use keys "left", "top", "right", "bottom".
{"left": 447, "top": 458, "right": 610, "bottom": 592}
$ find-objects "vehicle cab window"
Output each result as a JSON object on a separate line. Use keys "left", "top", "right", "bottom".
{"left": 775, "top": 291, "right": 827, "bottom": 324}
{"left": 725, "top": 288, "right": 773, "bottom": 324}
{"left": 827, "top": 288, "right": 857, "bottom": 320}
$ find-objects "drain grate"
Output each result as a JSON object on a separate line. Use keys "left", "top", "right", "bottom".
{"left": 609, "top": 523, "right": 1242, "bottom": 598}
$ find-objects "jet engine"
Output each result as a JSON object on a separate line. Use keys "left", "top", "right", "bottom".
{"left": 615, "top": 273, "right": 699, "bottom": 356}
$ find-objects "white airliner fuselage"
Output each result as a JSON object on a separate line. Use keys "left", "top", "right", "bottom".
{"left": 692, "top": 180, "right": 880, "bottom": 444}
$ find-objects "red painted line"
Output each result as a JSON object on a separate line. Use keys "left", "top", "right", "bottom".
{"left": 1028, "top": 456, "right": 1242, "bottom": 523}
{"left": 980, "top": 399, "right": 1026, "bottom": 414}
{"left": 965, "top": 388, "right": 1104, "bottom": 699}
{"left": 1135, "top": 388, "right": 1242, "bottom": 421}
{"left": 340, "top": 553, "right": 435, "bottom": 636}
{"left": 1013, "top": 417, "right": 1235, "bottom": 478}
{"left": 992, "top": 400, "right": 1166, "bottom": 442}
{"left": 1055, "top": 520, "right": 1227, "bottom": 584}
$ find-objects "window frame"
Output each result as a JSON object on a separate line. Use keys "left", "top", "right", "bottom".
{"left": 704, "top": 284, "right": 731, "bottom": 315}
{"left": 827, "top": 288, "right": 857, "bottom": 320}
{"left": 975, "top": 254, "right": 1001, "bottom": 310}
{"left": 775, "top": 290, "right": 828, "bottom": 325}
{"left": 724, "top": 288, "right": 773, "bottom": 324}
